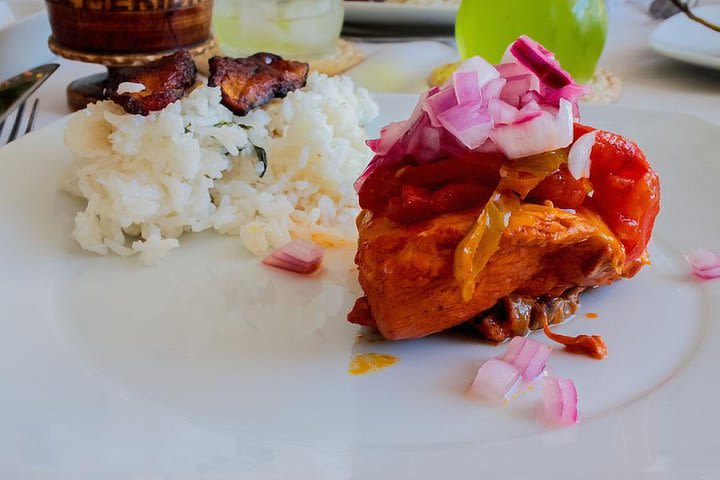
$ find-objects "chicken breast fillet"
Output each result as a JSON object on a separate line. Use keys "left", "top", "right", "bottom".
{"left": 351, "top": 202, "right": 640, "bottom": 340}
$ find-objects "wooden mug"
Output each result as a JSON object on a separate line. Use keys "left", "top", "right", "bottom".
{"left": 45, "top": 0, "right": 214, "bottom": 54}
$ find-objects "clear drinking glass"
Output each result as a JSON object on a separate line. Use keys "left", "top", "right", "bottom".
{"left": 213, "top": 0, "right": 344, "bottom": 61}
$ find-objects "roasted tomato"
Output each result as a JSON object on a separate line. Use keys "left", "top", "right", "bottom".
{"left": 527, "top": 165, "right": 591, "bottom": 209}
{"left": 359, "top": 152, "right": 503, "bottom": 221}
{"left": 429, "top": 183, "right": 495, "bottom": 215}
{"left": 385, "top": 183, "right": 495, "bottom": 224}
{"left": 585, "top": 129, "right": 660, "bottom": 263}
{"left": 396, "top": 152, "right": 503, "bottom": 187}
{"left": 386, "top": 184, "right": 432, "bottom": 224}
{"left": 358, "top": 164, "right": 402, "bottom": 212}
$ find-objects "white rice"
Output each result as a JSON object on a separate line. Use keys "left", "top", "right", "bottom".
{"left": 63, "top": 73, "right": 379, "bottom": 264}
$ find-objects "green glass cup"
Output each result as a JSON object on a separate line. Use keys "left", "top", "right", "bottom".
{"left": 213, "top": 0, "right": 344, "bottom": 61}
{"left": 455, "top": 0, "right": 608, "bottom": 83}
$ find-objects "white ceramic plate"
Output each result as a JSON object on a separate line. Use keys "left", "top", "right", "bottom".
{"left": 344, "top": 1, "right": 457, "bottom": 26}
{"left": 650, "top": 5, "right": 720, "bottom": 70}
{"left": 0, "top": 96, "right": 719, "bottom": 478}
{"left": 0, "top": 0, "right": 52, "bottom": 80}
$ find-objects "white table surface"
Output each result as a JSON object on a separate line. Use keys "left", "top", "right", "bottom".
{"left": 20, "top": 4, "right": 720, "bottom": 132}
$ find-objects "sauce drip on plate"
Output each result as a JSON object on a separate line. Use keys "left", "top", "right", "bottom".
{"left": 348, "top": 353, "right": 398, "bottom": 375}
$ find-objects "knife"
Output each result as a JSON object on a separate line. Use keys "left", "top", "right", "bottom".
{"left": 0, "top": 64, "right": 59, "bottom": 126}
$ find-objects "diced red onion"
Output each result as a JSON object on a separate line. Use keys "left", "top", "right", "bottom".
{"left": 423, "top": 87, "right": 459, "bottom": 128}
{"left": 519, "top": 90, "right": 542, "bottom": 108}
{"left": 438, "top": 103, "right": 493, "bottom": 150}
{"left": 543, "top": 83, "right": 590, "bottom": 106}
{"left": 481, "top": 77, "right": 507, "bottom": 107}
{"left": 263, "top": 240, "right": 324, "bottom": 274}
{"left": 509, "top": 36, "right": 573, "bottom": 90}
{"left": 445, "top": 56, "right": 500, "bottom": 90}
{"left": 408, "top": 87, "right": 435, "bottom": 126}
{"left": 354, "top": 157, "right": 379, "bottom": 193}
{"left": 490, "top": 98, "right": 573, "bottom": 158}
{"left": 500, "top": 75, "right": 533, "bottom": 108}
{"left": 543, "top": 84, "right": 589, "bottom": 120}
{"left": 499, "top": 336, "right": 553, "bottom": 381}
{"left": 488, "top": 98, "right": 519, "bottom": 125}
{"left": 438, "top": 127, "right": 472, "bottom": 157}
{"left": 568, "top": 131, "right": 596, "bottom": 180}
{"left": 519, "top": 100, "right": 540, "bottom": 113}
{"left": 357, "top": 36, "right": 589, "bottom": 195}
{"left": 467, "top": 358, "right": 521, "bottom": 404}
{"left": 686, "top": 248, "right": 720, "bottom": 280}
{"left": 516, "top": 101, "right": 544, "bottom": 125}
{"left": 407, "top": 125, "right": 442, "bottom": 164}
{"left": 472, "top": 138, "right": 501, "bottom": 153}
{"left": 453, "top": 70, "right": 482, "bottom": 105}
{"left": 537, "top": 377, "right": 579, "bottom": 427}
{"left": 515, "top": 109, "right": 543, "bottom": 125}
{"left": 496, "top": 61, "right": 529, "bottom": 78}
{"left": 366, "top": 121, "right": 408, "bottom": 155}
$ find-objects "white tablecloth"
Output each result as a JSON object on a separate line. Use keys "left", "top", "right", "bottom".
{"left": 29, "top": 5, "right": 720, "bottom": 131}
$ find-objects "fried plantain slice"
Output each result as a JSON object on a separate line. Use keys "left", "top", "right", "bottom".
{"left": 208, "top": 53, "right": 309, "bottom": 116}
{"left": 109, "top": 50, "right": 197, "bottom": 116}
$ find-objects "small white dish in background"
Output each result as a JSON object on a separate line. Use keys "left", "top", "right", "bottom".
{"left": 344, "top": 1, "right": 457, "bottom": 26}
{"left": 650, "top": 5, "right": 720, "bottom": 70}
{"left": 0, "top": 0, "right": 52, "bottom": 80}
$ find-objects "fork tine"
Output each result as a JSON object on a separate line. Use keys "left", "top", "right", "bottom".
{"left": 7, "top": 100, "right": 26, "bottom": 143}
{"left": 24, "top": 98, "right": 39, "bottom": 135}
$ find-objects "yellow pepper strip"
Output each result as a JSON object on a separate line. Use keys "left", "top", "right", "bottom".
{"left": 454, "top": 193, "right": 520, "bottom": 301}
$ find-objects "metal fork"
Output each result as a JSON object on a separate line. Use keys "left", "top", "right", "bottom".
{"left": 0, "top": 98, "right": 39, "bottom": 145}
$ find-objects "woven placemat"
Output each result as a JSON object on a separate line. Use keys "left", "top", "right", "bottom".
{"left": 194, "top": 39, "right": 364, "bottom": 77}
{"left": 309, "top": 39, "right": 365, "bottom": 76}
{"left": 582, "top": 69, "right": 623, "bottom": 104}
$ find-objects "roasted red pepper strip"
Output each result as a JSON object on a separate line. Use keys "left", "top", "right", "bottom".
{"left": 358, "top": 123, "right": 660, "bottom": 269}
{"left": 527, "top": 123, "right": 660, "bottom": 265}
{"left": 585, "top": 129, "right": 660, "bottom": 264}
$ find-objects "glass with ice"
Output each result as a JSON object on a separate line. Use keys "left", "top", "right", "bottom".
{"left": 213, "top": 0, "right": 345, "bottom": 61}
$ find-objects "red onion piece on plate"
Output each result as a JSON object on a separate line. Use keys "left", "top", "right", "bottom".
{"left": 499, "top": 336, "right": 553, "bottom": 381}
{"left": 263, "top": 240, "right": 324, "bottom": 274}
{"left": 467, "top": 358, "right": 522, "bottom": 404}
{"left": 686, "top": 248, "right": 720, "bottom": 280}
{"left": 537, "top": 376, "right": 579, "bottom": 427}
